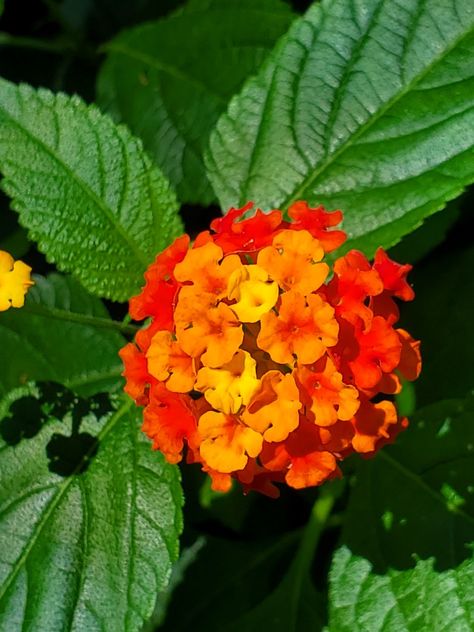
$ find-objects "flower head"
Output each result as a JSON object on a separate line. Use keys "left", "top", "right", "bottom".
{"left": 120, "top": 202, "right": 421, "bottom": 496}
{"left": 0, "top": 250, "right": 34, "bottom": 312}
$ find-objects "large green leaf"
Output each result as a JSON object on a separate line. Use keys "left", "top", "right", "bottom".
{"left": 206, "top": 0, "right": 474, "bottom": 255}
{"left": 0, "top": 273, "right": 126, "bottom": 397}
{"left": 341, "top": 396, "right": 474, "bottom": 571}
{"left": 0, "top": 385, "right": 183, "bottom": 632}
{"left": 329, "top": 546, "right": 474, "bottom": 632}
{"left": 328, "top": 394, "right": 474, "bottom": 630}
{"left": 97, "top": 0, "right": 294, "bottom": 204}
{"left": 0, "top": 78, "right": 182, "bottom": 301}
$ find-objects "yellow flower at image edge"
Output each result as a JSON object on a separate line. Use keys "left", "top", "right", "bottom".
{"left": 0, "top": 250, "right": 34, "bottom": 311}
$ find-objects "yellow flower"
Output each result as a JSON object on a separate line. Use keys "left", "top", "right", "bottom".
{"left": 195, "top": 350, "right": 260, "bottom": 414}
{"left": 227, "top": 264, "right": 279, "bottom": 323}
{"left": 0, "top": 250, "right": 34, "bottom": 312}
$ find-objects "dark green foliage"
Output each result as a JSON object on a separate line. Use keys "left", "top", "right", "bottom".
{"left": 97, "top": 0, "right": 294, "bottom": 204}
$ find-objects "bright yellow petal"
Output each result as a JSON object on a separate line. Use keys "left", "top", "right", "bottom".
{"left": 196, "top": 350, "right": 260, "bottom": 414}
{"left": 227, "top": 264, "right": 279, "bottom": 323}
{"left": 0, "top": 251, "right": 34, "bottom": 311}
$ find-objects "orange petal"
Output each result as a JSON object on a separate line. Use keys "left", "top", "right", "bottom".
{"left": 397, "top": 329, "right": 422, "bottom": 381}
{"left": 142, "top": 383, "right": 197, "bottom": 463}
{"left": 258, "top": 290, "right": 338, "bottom": 365}
{"left": 286, "top": 451, "right": 338, "bottom": 489}
{"left": 174, "top": 289, "right": 243, "bottom": 367}
{"left": 119, "top": 343, "right": 150, "bottom": 405}
{"left": 146, "top": 330, "right": 196, "bottom": 393}
{"left": 198, "top": 411, "right": 263, "bottom": 473}
{"left": 258, "top": 229, "right": 328, "bottom": 294}
{"left": 242, "top": 371, "right": 302, "bottom": 442}
{"left": 296, "top": 357, "right": 359, "bottom": 427}
{"left": 351, "top": 399, "right": 400, "bottom": 453}
{"left": 287, "top": 201, "right": 346, "bottom": 252}
{"left": 174, "top": 241, "right": 242, "bottom": 299}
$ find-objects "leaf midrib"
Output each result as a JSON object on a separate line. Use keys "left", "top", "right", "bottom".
{"left": 0, "top": 398, "right": 133, "bottom": 606}
{"left": 0, "top": 99, "right": 150, "bottom": 268}
{"left": 270, "top": 8, "right": 474, "bottom": 208}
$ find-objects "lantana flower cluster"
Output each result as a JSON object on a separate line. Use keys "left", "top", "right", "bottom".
{"left": 120, "top": 202, "right": 421, "bottom": 496}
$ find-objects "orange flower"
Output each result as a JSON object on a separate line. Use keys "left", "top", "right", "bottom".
{"left": 142, "top": 383, "right": 197, "bottom": 464}
{"left": 242, "top": 371, "right": 301, "bottom": 442}
{"left": 119, "top": 343, "right": 150, "bottom": 405}
{"left": 129, "top": 235, "right": 189, "bottom": 327}
{"left": 258, "top": 229, "right": 328, "bottom": 294}
{"left": 296, "top": 357, "right": 359, "bottom": 427}
{"left": 146, "top": 330, "right": 196, "bottom": 393}
{"left": 198, "top": 411, "right": 263, "bottom": 473}
{"left": 174, "top": 241, "right": 241, "bottom": 299}
{"left": 351, "top": 398, "right": 403, "bottom": 454}
{"left": 120, "top": 201, "right": 421, "bottom": 496}
{"left": 0, "top": 250, "right": 34, "bottom": 311}
{"left": 258, "top": 290, "right": 338, "bottom": 365}
{"left": 174, "top": 289, "right": 243, "bottom": 367}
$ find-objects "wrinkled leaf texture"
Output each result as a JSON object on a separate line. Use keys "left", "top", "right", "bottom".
{"left": 0, "top": 389, "right": 183, "bottom": 632}
{"left": 0, "top": 78, "right": 182, "bottom": 301}
{"left": 0, "top": 273, "right": 124, "bottom": 397}
{"left": 207, "top": 0, "right": 474, "bottom": 255}
{"left": 97, "top": 0, "right": 294, "bottom": 204}
{"left": 329, "top": 395, "right": 474, "bottom": 630}
{"left": 329, "top": 546, "right": 474, "bottom": 632}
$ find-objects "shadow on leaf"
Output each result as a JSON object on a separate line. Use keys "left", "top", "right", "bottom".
{"left": 0, "top": 381, "right": 114, "bottom": 477}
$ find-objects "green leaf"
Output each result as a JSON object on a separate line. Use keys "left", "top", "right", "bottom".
{"left": 97, "top": 0, "right": 294, "bottom": 204}
{"left": 0, "top": 78, "right": 182, "bottom": 301}
{"left": 402, "top": 242, "right": 474, "bottom": 406}
{"left": 0, "top": 385, "right": 183, "bottom": 632}
{"left": 341, "top": 396, "right": 474, "bottom": 571}
{"left": 328, "top": 394, "right": 474, "bottom": 630}
{"left": 207, "top": 0, "right": 474, "bottom": 255}
{"left": 329, "top": 546, "right": 474, "bottom": 632}
{"left": 0, "top": 273, "right": 126, "bottom": 397}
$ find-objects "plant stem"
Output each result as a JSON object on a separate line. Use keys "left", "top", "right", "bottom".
{"left": 21, "top": 303, "right": 139, "bottom": 336}
{"left": 294, "top": 481, "right": 342, "bottom": 578}
{"left": 287, "top": 480, "right": 344, "bottom": 624}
